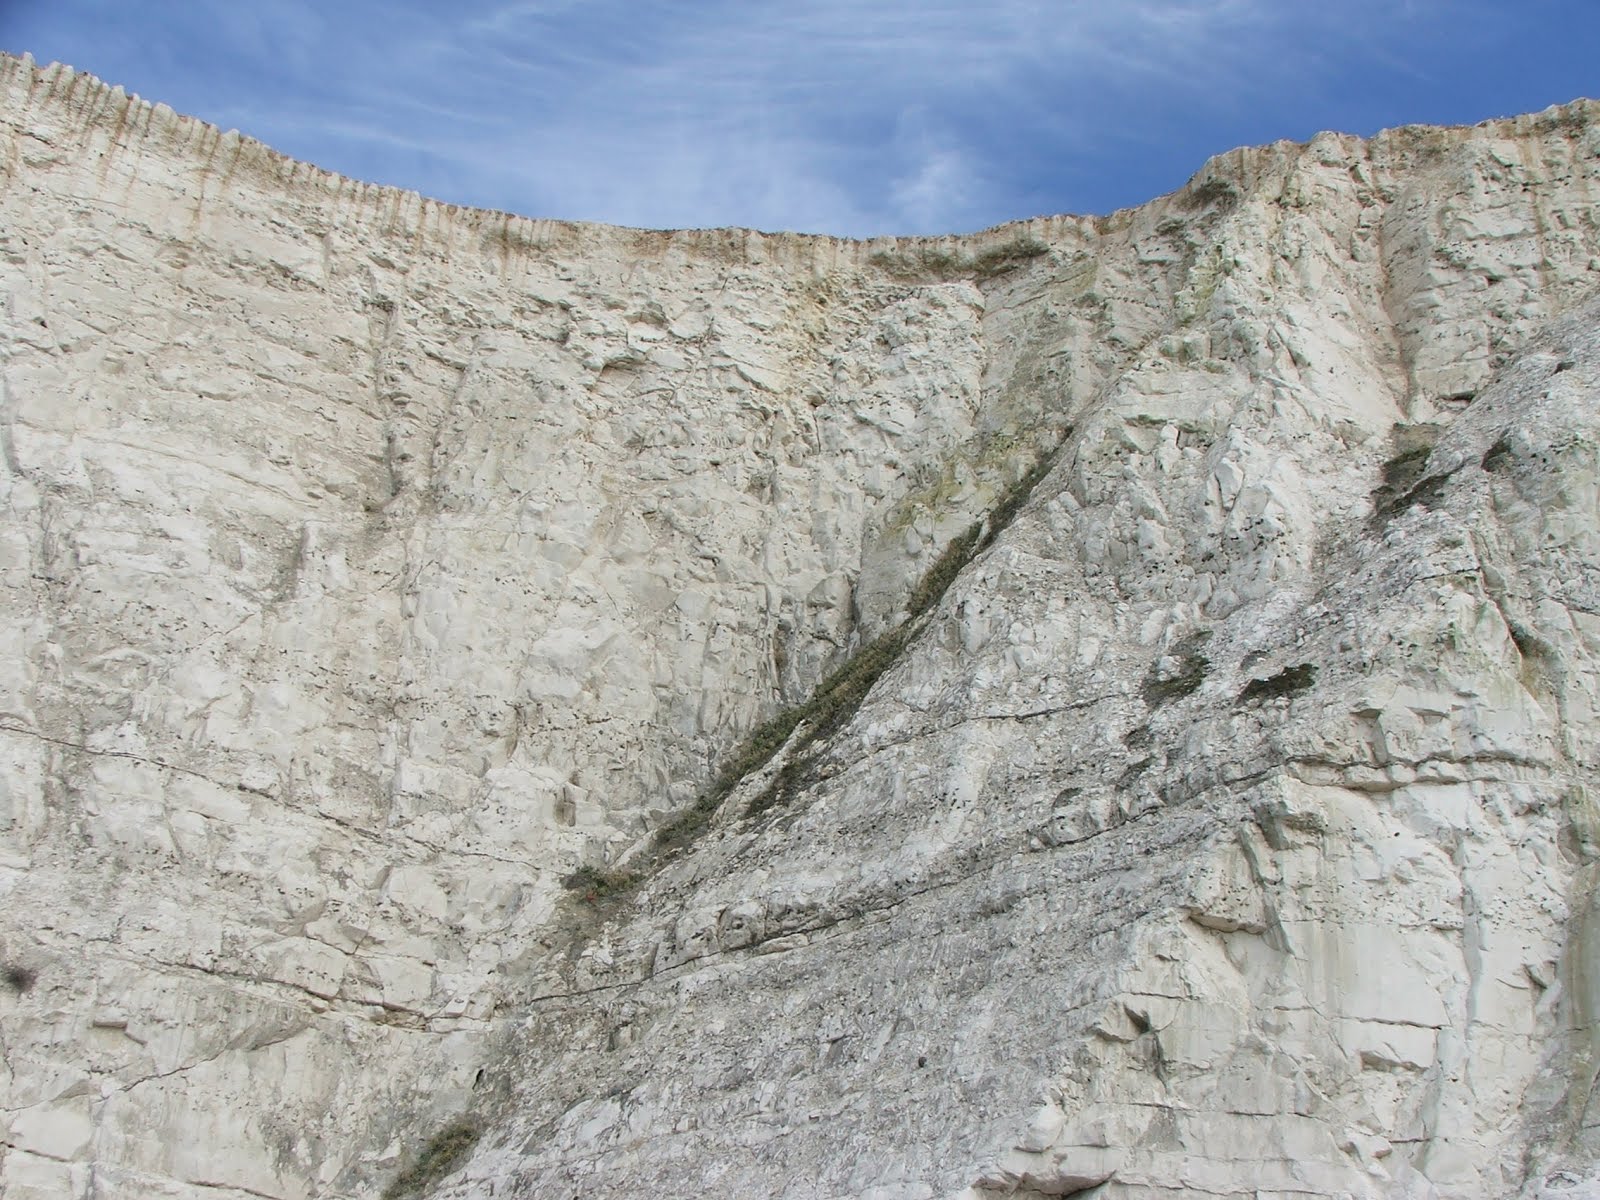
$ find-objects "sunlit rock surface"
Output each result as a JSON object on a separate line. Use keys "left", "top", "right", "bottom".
{"left": 1, "top": 52, "right": 1599, "bottom": 1200}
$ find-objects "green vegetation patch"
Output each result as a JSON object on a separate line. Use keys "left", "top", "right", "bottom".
{"left": 1380, "top": 445, "right": 1432, "bottom": 493}
{"left": 1175, "top": 177, "right": 1240, "bottom": 213}
{"left": 383, "top": 1120, "right": 480, "bottom": 1200}
{"left": 868, "top": 235, "right": 1049, "bottom": 281}
{"left": 1238, "top": 663, "right": 1318, "bottom": 703}
{"left": 968, "top": 236, "right": 1052, "bottom": 279}
{"left": 741, "top": 622, "right": 917, "bottom": 818}
{"left": 565, "top": 443, "right": 1064, "bottom": 898}
{"left": 978, "top": 454, "right": 1056, "bottom": 550}
{"left": 1371, "top": 423, "right": 1459, "bottom": 523}
{"left": 747, "top": 754, "right": 821, "bottom": 817}
{"left": 1371, "top": 458, "right": 1460, "bottom": 522}
{"left": 905, "top": 524, "right": 981, "bottom": 618}
{"left": 562, "top": 865, "right": 640, "bottom": 903}
{"left": 1142, "top": 632, "right": 1212, "bottom": 706}
{"left": 731, "top": 453, "right": 1060, "bottom": 819}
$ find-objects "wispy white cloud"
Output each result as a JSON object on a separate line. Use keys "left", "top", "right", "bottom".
{"left": 8, "top": 0, "right": 1582, "bottom": 235}
{"left": 341, "top": 0, "right": 1313, "bottom": 232}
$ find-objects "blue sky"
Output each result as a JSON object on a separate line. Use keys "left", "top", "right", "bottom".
{"left": 3, "top": 1, "right": 1596, "bottom": 237}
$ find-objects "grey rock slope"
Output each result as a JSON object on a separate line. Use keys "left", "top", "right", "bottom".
{"left": 0, "top": 52, "right": 1598, "bottom": 1200}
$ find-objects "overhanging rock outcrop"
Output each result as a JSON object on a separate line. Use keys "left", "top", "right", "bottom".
{"left": 1, "top": 52, "right": 1598, "bottom": 1199}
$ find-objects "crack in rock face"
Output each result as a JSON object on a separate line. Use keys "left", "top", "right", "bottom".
{"left": 2, "top": 51, "right": 1600, "bottom": 1200}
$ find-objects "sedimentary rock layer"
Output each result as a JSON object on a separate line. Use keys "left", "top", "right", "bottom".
{"left": 1, "top": 52, "right": 1598, "bottom": 1199}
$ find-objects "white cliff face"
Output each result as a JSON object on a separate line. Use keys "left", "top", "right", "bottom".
{"left": 0, "top": 51, "right": 1598, "bottom": 1200}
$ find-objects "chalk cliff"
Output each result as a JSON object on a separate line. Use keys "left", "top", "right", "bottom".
{"left": 1, "top": 52, "right": 1599, "bottom": 1199}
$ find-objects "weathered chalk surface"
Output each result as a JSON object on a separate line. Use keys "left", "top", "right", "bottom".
{"left": 1, "top": 51, "right": 1599, "bottom": 1199}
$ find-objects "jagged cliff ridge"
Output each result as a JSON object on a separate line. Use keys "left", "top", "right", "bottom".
{"left": 1, "top": 48, "right": 1599, "bottom": 1199}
